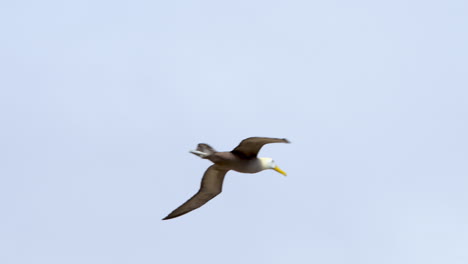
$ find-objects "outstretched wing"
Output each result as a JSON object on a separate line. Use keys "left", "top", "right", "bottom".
{"left": 162, "top": 165, "right": 229, "bottom": 220}
{"left": 231, "top": 137, "right": 290, "bottom": 159}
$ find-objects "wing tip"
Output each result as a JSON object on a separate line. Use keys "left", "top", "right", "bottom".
{"left": 283, "top": 138, "right": 291, "bottom": 143}
{"left": 162, "top": 214, "right": 175, "bottom": 220}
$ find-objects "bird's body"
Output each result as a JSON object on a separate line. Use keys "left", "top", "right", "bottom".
{"left": 204, "top": 152, "right": 264, "bottom": 173}
{"left": 163, "top": 137, "right": 290, "bottom": 220}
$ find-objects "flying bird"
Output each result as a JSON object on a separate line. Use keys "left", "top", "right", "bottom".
{"left": 162, "top": 137, "right": 290, "bottom": 220}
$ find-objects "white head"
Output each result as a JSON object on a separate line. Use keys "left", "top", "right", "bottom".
{"left": 259, "top": 157, "right": 287, "bottom": 176}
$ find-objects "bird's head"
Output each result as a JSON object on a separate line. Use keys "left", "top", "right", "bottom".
{"left": 259, "top": 157, "right": 287, "bottom": 176}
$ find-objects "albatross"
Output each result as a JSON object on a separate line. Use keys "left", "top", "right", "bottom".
{"left": 162, "top": 137, "right": 290, "bottom": 220}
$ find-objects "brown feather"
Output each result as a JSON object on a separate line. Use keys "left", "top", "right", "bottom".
{"left": 231, "top": 137, "right": 290, "bottom": 159}
{"left": 162, "top": 165, "right": 228, "bottom": 220}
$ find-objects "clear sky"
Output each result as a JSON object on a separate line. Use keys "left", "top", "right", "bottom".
{"left": 1, "top": 0, "right": 467, "bottom": 263}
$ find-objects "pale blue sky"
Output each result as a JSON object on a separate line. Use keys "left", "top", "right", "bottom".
{"left": 1, "top": 1, "right": 467, "bottom": 263}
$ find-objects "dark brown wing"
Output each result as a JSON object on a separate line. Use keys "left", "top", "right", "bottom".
{"left": 231, "top": 137, "right": 290, "bottom": 159}
{"left": 162, "top": 165, "right": 229, "bottom": 220}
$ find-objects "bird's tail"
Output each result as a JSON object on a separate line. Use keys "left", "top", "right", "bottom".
{"left": 189, "top": 143, "right": 217, "bottom": 158}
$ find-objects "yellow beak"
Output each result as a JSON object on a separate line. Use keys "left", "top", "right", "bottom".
{"left": 273, "top": 166, "right": 287, "bottom": 176}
